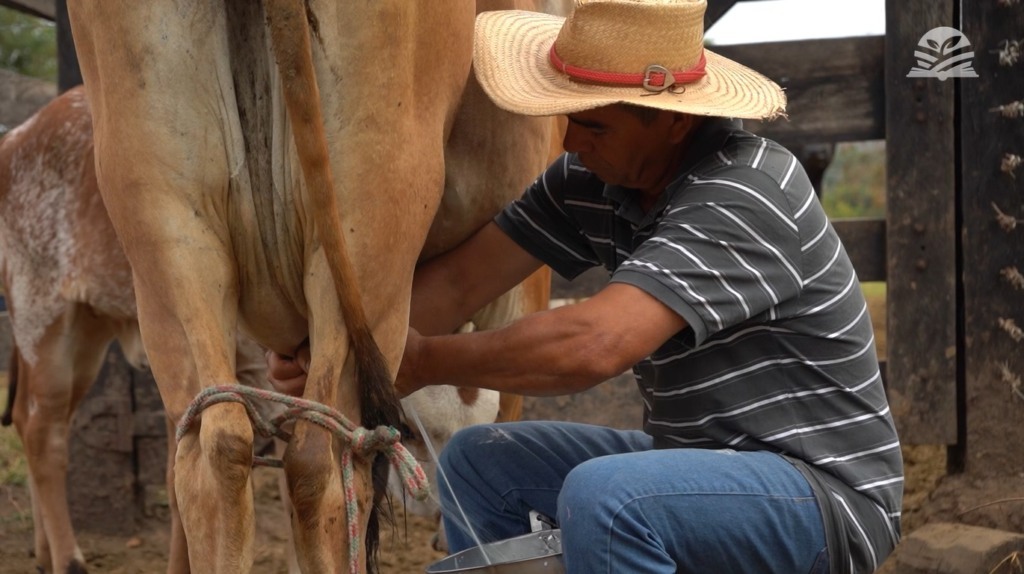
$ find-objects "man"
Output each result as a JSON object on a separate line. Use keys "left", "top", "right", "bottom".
{"left": 269, "top": 1, "right": 902, "bottom": 572}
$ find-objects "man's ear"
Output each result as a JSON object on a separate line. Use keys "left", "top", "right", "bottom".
{"left": 667, "top": 113, "right": 701, "bottom": 144}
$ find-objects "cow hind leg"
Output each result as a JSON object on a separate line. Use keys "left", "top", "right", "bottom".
{"left": 283, "top": 424, "right": 344, "bottom": 572}
{"left": 282, "top": 423, "right": 393, "bottom": 573}
{"left": 162, "top": 415, "right": 190, "bottom": 574}
{"left": 125, "top": 264, "right": 258, "bottom": 573}
{"left": 281, "top": 326, "right": 397, "bottom": 572}
{"left": 174, "top": 402, "right": 256, "bottom": 572}
{"left": 282, "top": 386, "right": 367, "bottom": 573}
{"left": 150, "top": 352, "right": 256, "bottom": 574}
{"left": 166, "top": 424, "right": 257, "bottom": 574}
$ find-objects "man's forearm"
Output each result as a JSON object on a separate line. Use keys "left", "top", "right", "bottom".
{"left": 412, "top": 305, "right": 620, "bottom": 397}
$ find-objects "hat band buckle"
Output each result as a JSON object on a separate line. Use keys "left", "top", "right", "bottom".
{"left": 642, "top": 65, "right": 677, "bottom": 92}
{"left": 549, "top": 46, "right": 707, "bottom": 93}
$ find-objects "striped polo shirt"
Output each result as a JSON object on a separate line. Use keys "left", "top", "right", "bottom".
{"left": 494, "top": 117, "right": 903, "bottom": 574}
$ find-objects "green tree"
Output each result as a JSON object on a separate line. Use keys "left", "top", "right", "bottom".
{"left": 821, "top": 141, "right": 886, "bottom": 219}
{"left": 0, "top": 7, "right": 56, "bottom": 82}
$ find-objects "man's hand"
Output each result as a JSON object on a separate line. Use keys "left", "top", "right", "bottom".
{"left": 265, "top": 343, "right": 311, "bottom": 397}
{"left": 395, "top": 327, "right": 428, "bottom": 398}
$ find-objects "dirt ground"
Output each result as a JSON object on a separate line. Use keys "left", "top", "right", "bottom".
{"left": 0, "top": 462, "right": 447, "bottom": 573}
{"left": 0, "top": 418, "right": 954, "bottom": 574}
{"left": 1, "top": 289, "right": 1020, "bottom": 572}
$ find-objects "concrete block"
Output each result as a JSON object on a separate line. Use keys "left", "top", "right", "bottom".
{"left": 877, "top": 522, "right": 1024, "bottom": 574}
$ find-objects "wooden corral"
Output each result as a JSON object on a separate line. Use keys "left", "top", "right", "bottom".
{"left": 0, "top": 68, "right": 55, "bottom": 133}
{"left": 1, "top": 0, "right": 1022, "bottom": 539}
{"left": 557, "top": 1, "right": 1024, "bottom": 477}
{"left": 0, "top": 0, "right": 80, "bottom": 92}
{"left": 954, "top": 1, "right": 1024, "bottom": 475}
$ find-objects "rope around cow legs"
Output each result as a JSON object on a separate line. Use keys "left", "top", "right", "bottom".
{"left": 175, "top": 384, "right": 429, "bottom": 574}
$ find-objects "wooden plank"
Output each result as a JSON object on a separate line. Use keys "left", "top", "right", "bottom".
{"left": 705, "top": 0, "right": 740, "bottom": 29}
{"left": 55, "top": 0, "right": 81, "bottom": 92}
{"left": 833, "top": 218, "right": 886, "bottom": 283}
{"left": 0, "top": 69, "right": 56, "bottom": 132}
{"left": 0, "top": 1, "right": 78, "bottom": 92}
{"left": 0, "top": 0, "right": 53, "bottom": 20}
{"left": 959, "top": 1, "right": 1024, "bottom": 474}
{"left": 705, "top": 0, "right": 782, "bottom": 28}
{"left": 791, "top": 143, "right": 835, "bottom": 197}
{"left": 714, "top": 35, "right": 885, "bottom": 147}
{"left": 884, "top": 0, "right": 958, "bottom": 445}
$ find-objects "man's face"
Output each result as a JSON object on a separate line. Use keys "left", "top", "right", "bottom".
{"left": 562, "top": 104, "right": 692, "bottom": 193}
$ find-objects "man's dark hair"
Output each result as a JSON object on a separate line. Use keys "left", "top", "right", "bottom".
{"left": 622, "top": 104, "right": 661, "bottom": 125}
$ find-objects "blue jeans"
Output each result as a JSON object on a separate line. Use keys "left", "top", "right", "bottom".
{"left": 438, "top": 421, "right": 829, "bottom": 574}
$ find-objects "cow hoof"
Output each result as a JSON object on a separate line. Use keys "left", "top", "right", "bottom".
{"left": 33, "top": 561, "right": 89, "bottom": 574}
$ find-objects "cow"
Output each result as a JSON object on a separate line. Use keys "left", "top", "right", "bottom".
{"left": 66, "top": 0, "right": 559, "bottom": 572}
{"left": 0, "top": 82, "right": 552, "bottom": 573}
{"left": 0, "top": 87, "right": 552, "bottom": 568}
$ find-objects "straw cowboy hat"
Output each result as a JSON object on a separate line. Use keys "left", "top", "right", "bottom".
{"left": 473, "top": 0, "right": 787, "bottom": 120}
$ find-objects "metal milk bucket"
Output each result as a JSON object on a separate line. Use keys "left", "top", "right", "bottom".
{"left": 424, "top": 529, "right": 565, "bottom": 574}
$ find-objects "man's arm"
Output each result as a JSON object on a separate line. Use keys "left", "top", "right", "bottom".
{"left": 266, "top": 221, "right": 542, "bottom": 391}
{"left": 397, "top": 281, "right": 688, "bottom": 397}
{"left": 410, "top": 221, "right": 545, "bottom": 336}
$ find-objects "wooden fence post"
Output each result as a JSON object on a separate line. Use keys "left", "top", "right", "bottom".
{"left": 884, "top": 0, "right": 959, "bottom": 446}
{"left": 959, "top": 0, "right": 1024, "bottom": 473}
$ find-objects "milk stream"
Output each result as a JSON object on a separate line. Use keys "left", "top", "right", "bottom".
{"left": 406, "top": 404, "right": 494, "bottom": 566}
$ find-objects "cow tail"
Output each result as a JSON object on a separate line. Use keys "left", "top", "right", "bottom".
{"left": 1, "top": 344, "right": 18, "bottom": 427}
{"left": 263, "top": 0, "right": 402, "bottom": 431}
{"left": 264, "top": 1, "right": 401, "bottom": 568}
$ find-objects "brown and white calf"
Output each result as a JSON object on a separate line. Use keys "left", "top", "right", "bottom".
{"left": 0, "top": 85, "right": 139, "bottom": 574}
{"left": 0, "top": 85, "right": 282, "bottom": 574}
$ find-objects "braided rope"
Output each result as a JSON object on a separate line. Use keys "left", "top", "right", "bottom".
{"left": 175, "top": 384, "right": 429, "bottom": 573}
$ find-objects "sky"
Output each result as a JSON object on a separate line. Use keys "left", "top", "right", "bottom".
{"left": 704, "top": 0, "right": 886, "bottom": 45}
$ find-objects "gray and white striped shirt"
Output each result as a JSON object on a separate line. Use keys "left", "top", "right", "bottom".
{"left": 494, "top": 118, "right": 903, "bottom": 574}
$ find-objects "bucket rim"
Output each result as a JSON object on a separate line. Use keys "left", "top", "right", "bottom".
{"left": 424, "top": 529, "right": 564, "bottom": 574}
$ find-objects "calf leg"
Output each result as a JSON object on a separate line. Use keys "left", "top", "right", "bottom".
{"left": 14, "top": 347, "right": 75, "bottom": 574}
{"left": 12, "top": 306, "right": 117, "bottom": 573}
{"left": 1, "top": 346, "right": 16, "bottom": 426}
{"left": 9, "top": 349, "right": 51, "bottom": 573}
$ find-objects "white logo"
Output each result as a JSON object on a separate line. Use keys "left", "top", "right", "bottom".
{"left": 907, "top": 26, "right": 979, "bottom": 80}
